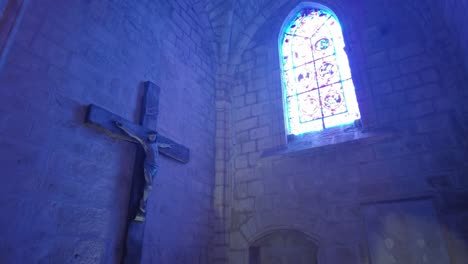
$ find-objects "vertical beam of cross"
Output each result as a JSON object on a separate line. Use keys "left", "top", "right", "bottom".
{"left": 122, "top": 81, "right": 160, "bottom": 263}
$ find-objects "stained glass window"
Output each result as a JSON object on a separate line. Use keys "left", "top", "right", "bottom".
{"left": 280, "top": 8, "right": 360, "bottom": 135}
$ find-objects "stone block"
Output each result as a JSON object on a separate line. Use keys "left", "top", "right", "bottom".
{"left": 255, "top": 195, "right": 274, "bottom": 212}
{"left": 367, "top": 50, "right": 388, "bottom": 68}
{"left": 228, "top": 250, "right": 248, "bottom": 264}
{"left": 247, "top": 181, "right": 264, "bottom": 196}
{"left": 415, "top": 113, "right": 453, "bottom": 133}
{"left": 368, "top": 64, "right": 400, "bottom": 83}
{"left": 234, "top": 183, "right": 248, "bottom": 199}
{"left": 236, "top": 199, "right": 255, "bottom": 213}
{"left": 393, "top": 73, "right": 421, "bottom": 91}
{"left": 250, "top": 126, "right": 270, "bottom": 140}
{"left": 376, "top": 107, "right": 399, "bottom": 124}
{"left": 233, "top": 95, "right": 245, "bottom": 108}
{"left": 389, "top": 42, "right": 425, "bottom": 61}
{"left": 338, "top": 146, "right": 375, "bottom": 164}
{"left": 375, "top": 91, "right": 405, "bottom": 108}
{"left": 248, "top": 152, "right": 261, "bottom": 166}
{"left": 419, "top": 67, "right": 440, "bottom": 83}
{"left": 234, "top": 106, "right": 251, "bottom": 121}
{"left": 31, "top": 35, "right": 70, "bottom": 69}
{"left": 406, "top": 84, "right": 440, "bottom": 102}
{"left": 399, "top": 100, "right": 434, "bottom": 119}
{"left": 324, "top": 247, "right": 359, "bottom": 264}
{"left": 241, "top": 141, "right": 256, "bottom": 153}
{"left": 235, "top": 117, "right": 258, "bottom": 132}
{"left": 421, "top": 150, "right": 465, "bottom": 172}
{"left": 399, "top": 55, "right": 433, "bottom": 74}
{"left": 373, "top": 81, "right": 393, "bottom": 95}
{"left": 229, "top": 232, "right": 247, "bottom": 250}
{"left": 232, "top": 84, "right": 246, "bottom": 97}
{"left": 245, "top": 92, "right": 257, "bottom": 105}
{"left": 235, "top": 155, "right": 248, "bottom": 169}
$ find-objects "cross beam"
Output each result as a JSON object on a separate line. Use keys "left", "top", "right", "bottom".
{"left": 85, "top": 106, "right": 189, "bottom": 164}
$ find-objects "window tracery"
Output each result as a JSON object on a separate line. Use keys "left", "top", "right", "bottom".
{"left": 280, "top": 7, "right": 360, "bottom": 135}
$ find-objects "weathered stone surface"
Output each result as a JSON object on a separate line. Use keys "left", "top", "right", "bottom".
{"left": 2, "top": 0, "right": 468, "bottom": 263}
{"left": 362, "top": 199, "right": 451, "bottom": 264}
{"left": 0, "top": 0, "right": 217, "bottom": 263}
{"left": 215, "top": 0, "right": 468, "bottom": 263}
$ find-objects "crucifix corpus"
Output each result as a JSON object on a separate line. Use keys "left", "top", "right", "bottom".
{"left": 84, "top": 81, "right": 190, "bottom": 264}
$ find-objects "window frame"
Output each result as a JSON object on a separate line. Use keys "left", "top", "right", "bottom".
{"left": 278, "top": 2, "right": 362, "bottom": 137}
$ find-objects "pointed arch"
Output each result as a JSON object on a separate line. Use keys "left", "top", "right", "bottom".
{"left": 279, "top": 3, "right": 361, "bottom": 135}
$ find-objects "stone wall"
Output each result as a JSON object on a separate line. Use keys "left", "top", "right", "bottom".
{"left": 217, "top": 0, "right": 468, "bottom": 263}
{"left": 0, "top": 0, "right": 217, "bottom": 263}
{"left": 0, "top": 0, "right": 7, "bottom": 16}
{"left": 440, "top": 0, "right": 468, "bottom": 73}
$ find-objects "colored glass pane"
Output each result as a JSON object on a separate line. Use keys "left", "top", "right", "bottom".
{"left": 298, "top": 90, "right": 322, "bottom": 122}
{"left": 280, "top": 8, "right": 361, "bottom": 135}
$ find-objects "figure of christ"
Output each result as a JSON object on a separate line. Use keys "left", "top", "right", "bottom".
{"left": 114, "top": 121, "right": 171, "bottom": 222}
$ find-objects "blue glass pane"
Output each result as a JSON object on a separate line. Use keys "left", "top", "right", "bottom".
{"left": 315, "top": 57, "right": 340, "bottom": 88}
{"left": 297, "top": 90, "right": 322, "bottom": 122}
{"left": 280, "top": 8, "right": 361, "bottom": 135}
{"left": 319, "top": 83, "right": 347, "bottom": 118}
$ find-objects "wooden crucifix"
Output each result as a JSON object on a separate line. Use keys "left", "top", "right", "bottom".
{"left": 84, "top": 81, "right": 189, "bottom": 264}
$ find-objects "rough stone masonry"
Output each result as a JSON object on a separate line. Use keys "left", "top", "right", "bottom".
{"left": 0, "top": 0, "right": 467, "bottom": 263}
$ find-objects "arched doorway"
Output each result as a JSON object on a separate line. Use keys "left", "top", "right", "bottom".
{"left": 249, "top": 230, "right": 318, "bottom": 264}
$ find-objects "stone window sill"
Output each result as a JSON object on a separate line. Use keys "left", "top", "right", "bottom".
{"left": 262, "top": 124, "right": 396, "bottom": 158}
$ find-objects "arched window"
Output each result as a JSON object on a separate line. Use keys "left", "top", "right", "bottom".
{"left": 280, "top": 6, "right": 360, "bottom": 135}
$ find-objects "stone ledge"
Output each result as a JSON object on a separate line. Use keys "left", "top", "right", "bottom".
{"left": 261, "top": 126, "right": 397, "bottom": 158}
